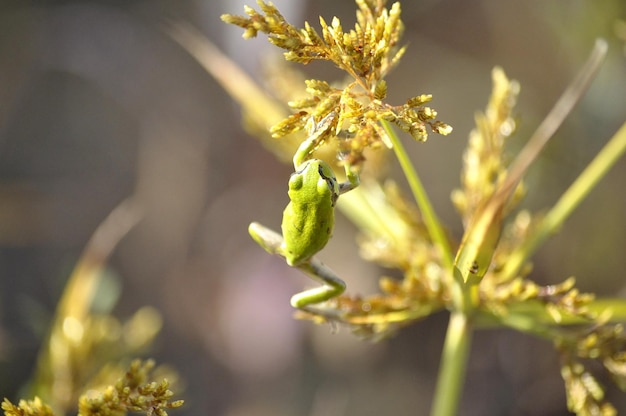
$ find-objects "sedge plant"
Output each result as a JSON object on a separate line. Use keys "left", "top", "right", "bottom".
{"left": 171, "top": 1, "right": 626, "bottom": 414}
{"left": 1, "top": 199, "right": 184, "bottom": 416}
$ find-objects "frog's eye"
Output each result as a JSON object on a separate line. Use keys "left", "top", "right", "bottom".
{"left": 288, "top": 170, "right": 304, "bottom": 190}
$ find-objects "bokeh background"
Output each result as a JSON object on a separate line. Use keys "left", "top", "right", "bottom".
{"left": 1, "top": 0, "right": 626, "bottom": 415}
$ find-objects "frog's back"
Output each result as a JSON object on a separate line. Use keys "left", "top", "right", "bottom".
{"left": 281, "top": 194, "right": 335, "bottom": 266}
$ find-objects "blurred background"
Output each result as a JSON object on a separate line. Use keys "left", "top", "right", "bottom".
{"left": 1, "top": 0, "right": 625, "bottom": 415}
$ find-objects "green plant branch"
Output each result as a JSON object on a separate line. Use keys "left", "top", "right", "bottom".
{"left": 430, "top": 312, "right": 473, "bottom": 416}
{"left": 475, "top": 310, "right": 559, "bottom": 338}
{"left": 494, "top": 39, "right": 608, "bottom": 203}
{"left": 381, "top": 119, "right": 454, "bottom": 268}
{"left": 501, "top": 120, "right": 626, "bottom": 281}
{"left": 475, "top": 297, "right": 626, "bottom": 333}
{"left": 587, "top": 297, "right": 626, "bottom": 321}
{"left": 381, "top": 118, "right": 472, "bottom": 416}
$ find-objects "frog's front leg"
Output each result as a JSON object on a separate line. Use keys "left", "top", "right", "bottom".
{"left": 338, "top": 162, "right": 360, "bottom": 194}
{"left": 248, "top": 222, "right": 346, "bottom": 308}
{"left": 294, "top": 112, "right": 360, "bottom": 195}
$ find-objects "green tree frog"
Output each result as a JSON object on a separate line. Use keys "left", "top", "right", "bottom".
{"left": 281, "top": 159, "right": 340, "bottom": 266}
{"left": 248, "top": 113, "right": 359, "bottom": 309}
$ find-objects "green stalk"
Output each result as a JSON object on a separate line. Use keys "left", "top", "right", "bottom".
{"left": 380, "top": 120, "right": 472, "bottom": 416}
{"left": 381, "top": 119, "right": 453, "bottom": 268}
{"left": 430, "top": 312, "right": 473, "bottom": 416}
{"left": 501, "top": 121, "right": 626, "bottom": 280}
{"left": 474, "top": 298, "right": 626, "bottom": 331}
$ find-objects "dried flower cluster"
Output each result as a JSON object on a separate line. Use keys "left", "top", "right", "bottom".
{"left": 222, "top": 0, "right": 452, "bottom": 169}
{"left": 2, "top": 360, "right": 183, "bottom": 416}
{"left": 77, "top": 360, "right": 183, "bottom": 416}
{"left": 1, "top": 398, "right": 54, "bottom": 416}
{"left": 1, "top": 201, "right": 184, "bottom": 416}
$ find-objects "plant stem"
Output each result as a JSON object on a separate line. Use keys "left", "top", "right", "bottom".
{"left": 380, "top": 120, "right": 472, "bottom": 415}
{"left": 494, "top": 39, "right": 607, "bottom": 203}
{"left": 501, "top": 120, "right": 626, "bottom": 280}
{"left": 430, "top": 312, "right": 473, "bottom": 416}
{"left": 381, "top": 119, "right": 453, "bottom": 267}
